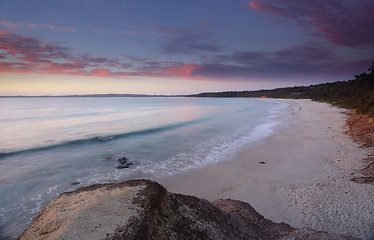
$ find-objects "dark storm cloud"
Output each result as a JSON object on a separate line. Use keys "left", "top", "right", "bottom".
{"left": 249, "top": 0, "right": 374, "bottom": 48}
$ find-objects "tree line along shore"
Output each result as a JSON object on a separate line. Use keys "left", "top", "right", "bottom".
{"left": 189, "top": 62, "right": 374, "bottom": 117}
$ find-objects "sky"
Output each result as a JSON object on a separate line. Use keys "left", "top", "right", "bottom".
{"left": 0, "top": 0, "right": 373, "bottom": 95}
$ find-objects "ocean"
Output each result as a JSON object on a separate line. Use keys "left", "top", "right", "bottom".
{"left": 0, "top": 97, "right": 289, "bottom": 239}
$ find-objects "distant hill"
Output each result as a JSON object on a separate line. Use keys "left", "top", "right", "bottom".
{"left": 0, "top": 94, "right": 173, "bottom": 98}
{"left": 189, "top": 62, "right": 374, "bottom": 116}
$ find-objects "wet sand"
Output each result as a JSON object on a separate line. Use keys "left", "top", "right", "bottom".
{"left": 158, "top": 99, "right": 374, "bottom": 240}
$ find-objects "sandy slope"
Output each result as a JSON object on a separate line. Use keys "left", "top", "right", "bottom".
{"left": 159, "top": 99, "right": 374, "bottom": 240}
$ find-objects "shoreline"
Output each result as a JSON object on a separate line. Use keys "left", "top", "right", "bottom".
{"left": 158, "top": 99, "right": 374, "bottom": 240}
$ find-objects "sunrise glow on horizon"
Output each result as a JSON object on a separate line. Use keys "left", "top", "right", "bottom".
{"left": 1, "top": 0, "right": 373, "bottom": 95}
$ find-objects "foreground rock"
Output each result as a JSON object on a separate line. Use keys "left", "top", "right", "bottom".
{"left": 19, "top": 179, "right": 356, "bottom": 240}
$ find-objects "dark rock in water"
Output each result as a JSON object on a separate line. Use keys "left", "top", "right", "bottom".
{"left": 116, "top": 157, "right": 133, "bottom": 169}
{"left": 117, "top": 164, "right": 129, "bottom": 169}
{"left": 71, "top": 182, "right": 80, "bottom": 186}
{"left": 19, "top": 179, "right": 357, "bottom": 240}
{"left": 118, "top": 157, "right": 128, "bottom": 164}
{"left": 258, "top": 161, "right": 266, "bottom": 164}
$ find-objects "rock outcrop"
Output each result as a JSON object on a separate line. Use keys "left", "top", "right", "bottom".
{"left": 344, "top": 110, "right": 374, "bottom": 184}
{"left": 19, "top": 179, "right": 356, "bottom": 240}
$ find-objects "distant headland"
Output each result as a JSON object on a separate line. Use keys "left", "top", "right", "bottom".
{"left": 0, "top": 94, "right": 178, "bottom": 98}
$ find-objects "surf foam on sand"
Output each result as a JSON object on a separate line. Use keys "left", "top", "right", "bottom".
{"left": 160, "top": 99, "right": 374, "bottom": 240}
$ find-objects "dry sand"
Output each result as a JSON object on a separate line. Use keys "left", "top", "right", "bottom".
{"left": 158, "top": 99, "right": 374, "bottom": 240}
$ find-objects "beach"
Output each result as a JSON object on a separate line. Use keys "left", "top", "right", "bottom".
{"left": 0, "top": 97, "right": 289, "bottom": 239}
{"left": 158, "top": 99, "right": 374, "bottom": 240}
{"left": 3, "top": 98, "right": 374, "bottom": 239}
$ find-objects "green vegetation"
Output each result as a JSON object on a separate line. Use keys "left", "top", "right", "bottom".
{"left": 189, "top": 62, "right": 374, "bottom": 116}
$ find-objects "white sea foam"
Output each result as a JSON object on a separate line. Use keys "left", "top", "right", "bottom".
{"left": 129, "top": 100, "right": 290, "bottom": 178}
{"left": 0, "top": 97, "right": 290, "bottom": 239}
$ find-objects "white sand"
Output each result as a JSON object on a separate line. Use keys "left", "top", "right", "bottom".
{"left": 158, "top": 99, "right": 374, "bottom": 240}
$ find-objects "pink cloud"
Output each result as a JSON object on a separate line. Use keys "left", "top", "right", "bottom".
{"left": 249, "top": 0, "right": 374, "bottom": 48}
{"left": 162, "top": 64, "right": 200, "bottom": 77}
{"left": 0, "top": 62, "right": 36, "bottom": 73}
{"left": 38, "top": 63, "right": 87, "bottom": 75}
{"left": 0, "top": 31, "right": 118, "bottom": 77}
{"left": 2, "top": 31, "right": 370, "bottom": 84}
{"left": 0, "top": 31, "right": 199, "bottom": 79}
{"left": 90, "top": 68, "right": 111, "bottom": 76}
{"left": 0, "top": 31, "right": 71, "bottom": 64}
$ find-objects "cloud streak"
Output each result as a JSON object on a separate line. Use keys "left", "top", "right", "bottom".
{"left": 0, "top": 30, "right": 71, "bottom": 63}
{"left": 0, "top": 19, "right": 76, "bottom": 32}
{"left": 190, "top": 41, "right": 371, "bottom": 82}
{"left": 0, "top": 31, "right": 198, "bottom": 79}
{"left": 0, "top": 31, "right": 371, "bottom": 83}
{"left": 0, "top": 19, "right": 141, "bottom": 36}
{"left": 249, "top": 0, "right": 374, "bottom": 48}
{"left": 157, "top": 27, "right": 222, "bottom": 54}
{"left": 89, "top": 28, "right": 135, "bottom": 35}
{"left": 0, "top": 31, "right": 125, "bottom": 77}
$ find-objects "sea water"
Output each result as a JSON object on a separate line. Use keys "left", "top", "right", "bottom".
{"left": 0, "top": 97, "right": 289, "bottom": 239}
